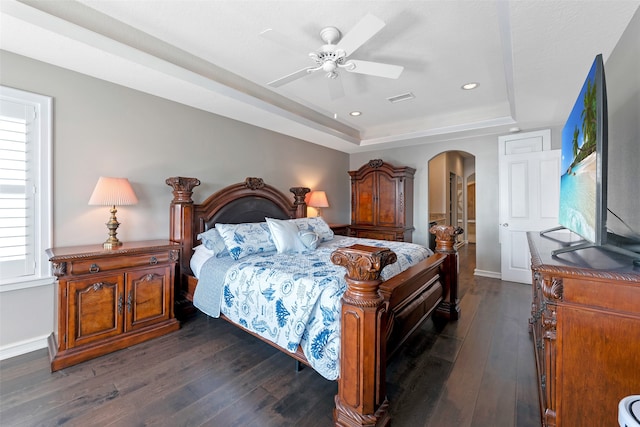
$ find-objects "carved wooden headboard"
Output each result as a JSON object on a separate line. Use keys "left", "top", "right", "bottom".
{"left": 165, "top": 176, "right": 310, "bottom": 276}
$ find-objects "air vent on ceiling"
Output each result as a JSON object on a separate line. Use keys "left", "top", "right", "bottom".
{"left": 387, "top": 92, "right": 415, "bottom": 103}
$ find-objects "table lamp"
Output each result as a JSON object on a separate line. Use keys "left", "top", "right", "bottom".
{"left": 88, "top": 177, "right": 138, "bottom": 249}
{"left": 308, "top": 190, "right": 329, "bottom": 217}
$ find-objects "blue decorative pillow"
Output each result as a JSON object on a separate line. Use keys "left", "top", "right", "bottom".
{"left": 215, "top": 222, "right": 276, "bottom": 260}
{"left": 291, "top": 217, "right": 334, "bottom": 242}
{"left": 196, "top": 228, "right": 228, "bottom": 257}
{"left": 298, "top": 230, "right": 320, "bottom": 250}
{"left": 266, "top": 217, "right": 305, "bottom": 253}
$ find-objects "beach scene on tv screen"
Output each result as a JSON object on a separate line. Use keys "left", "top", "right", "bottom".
{"left": 559, "top": 60, "right": 598, "bottom": 243}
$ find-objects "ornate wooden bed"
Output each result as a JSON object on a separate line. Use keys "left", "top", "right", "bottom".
{"left": 166, "top": 176, "right": 461, "bottom": 427}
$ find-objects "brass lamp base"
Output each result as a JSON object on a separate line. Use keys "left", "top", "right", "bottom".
{"left": 103, "top": 205, "right": 123, "bottom": 249}
{"left": 103, "top": 239, "right": 123, "bottom": 250}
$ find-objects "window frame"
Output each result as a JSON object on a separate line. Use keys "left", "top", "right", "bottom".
{"left": 0, "top": 86, "right": 53, "bottom": 291}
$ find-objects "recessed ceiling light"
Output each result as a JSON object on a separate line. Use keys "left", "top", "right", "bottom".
{"left": 349, "top": 111, "right": 362, "bottom": 116}
{"left": 462, "top": 82, "right": 479, "bottom": 90}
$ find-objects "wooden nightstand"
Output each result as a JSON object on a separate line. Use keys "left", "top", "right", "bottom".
{"left": 329, "top": 223, "right": 350, "bottom": 236}
{"left": 46, "top": 240, "right": 180, "bottom": 371}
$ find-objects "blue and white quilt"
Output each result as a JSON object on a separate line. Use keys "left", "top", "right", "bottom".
{"left": 193, "top": 236, "right": 431, "bottom": 380}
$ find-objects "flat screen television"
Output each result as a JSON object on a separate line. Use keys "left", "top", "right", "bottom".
{"left": 543, "top": 54, "right": 639, "bottom": 262}
{"left": 558, "top": 54, "right": 608, "bottom": 246}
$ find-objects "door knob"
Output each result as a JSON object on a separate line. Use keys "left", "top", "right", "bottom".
{"left": 502, "top": 223, "right": 509, "bottom": 227}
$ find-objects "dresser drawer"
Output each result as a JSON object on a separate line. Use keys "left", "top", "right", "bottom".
{"left": 69, "top": 251, "right": 171, "bottom": 275}
{"left": 354, "top": 229, "right": 400, "bottom": 241}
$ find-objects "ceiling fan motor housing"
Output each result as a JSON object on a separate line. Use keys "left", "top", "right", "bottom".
{"left": 320, "top": 26, "right": 341, "bottom": 44}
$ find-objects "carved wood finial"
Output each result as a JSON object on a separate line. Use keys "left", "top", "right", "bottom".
{"left": 542, "top": 277, "right": 563, "bottom": 300}
{"left": 542, "top": 306, "right": 557, "bottom": 340}
{"left": 51, "top": 261, "right": 66, "bottom": 277}
{"left": 430, "top": 225, "right": 463, "bottom": 254}
{"left": 165, "top": 177, "right": 200, "bottom": 203}
{"left": 331, "top": 244, "right": 397, "bottom": 285}
{"left": 244, "top": 177, "right": 264, "bottom": 190}
{"left": 289, "top": 186, "right": 310, "bottom": 205}
{"left": 368, "top": 159, "right": 384, "bottom": 168}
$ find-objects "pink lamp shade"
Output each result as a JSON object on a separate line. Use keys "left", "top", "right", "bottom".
{"left": 88, "top": 177, "right": 138, "bottom": 249}
{"left": 308, "top": 190, "right": 329, "bottom": 217}
{"left": 88, "top": 177, "right": 138, "bottom": 206}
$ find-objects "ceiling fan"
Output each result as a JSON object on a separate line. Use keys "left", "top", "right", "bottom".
{"left": 261, "top": 14, "right": 404, "bottom": 98}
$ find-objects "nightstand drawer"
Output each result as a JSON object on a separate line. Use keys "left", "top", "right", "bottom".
{"left": 69, "top": 252, "right": 171, "bottom": 275}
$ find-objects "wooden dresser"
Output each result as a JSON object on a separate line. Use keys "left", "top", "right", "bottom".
{"left": 527, "top": 232, "right": 640, "bottom": 426}
{"left": 349, "top": 159, "right": 415, "bottom": 242}
{"left": 46, "top": 240, "right": 180, "bottom": 371}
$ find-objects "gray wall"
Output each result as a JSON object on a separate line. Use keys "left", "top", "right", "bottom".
{"left": 605, "top": 6, "right": 640, "bottom": 239}
{"left": 0, "top": 51, "right": 349, "bottom": 354}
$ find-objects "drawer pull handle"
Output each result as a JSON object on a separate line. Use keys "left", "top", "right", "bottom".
{"left": 118, "top": 294, "right": 124, "bottom": 315}
{"left": 127, "top": 291, "right": 133, "bottom": 313}
{"left": 149, "top": 256, "right": 158, "bottom": 265}
{"left": 90, "top": 264, "right": 100, "bottom": 273}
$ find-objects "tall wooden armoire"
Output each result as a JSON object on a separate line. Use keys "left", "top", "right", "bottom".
{"left": 349, "top": 159, "right": 415, "bottom": 242}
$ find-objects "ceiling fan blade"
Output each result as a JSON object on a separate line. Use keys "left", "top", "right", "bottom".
{"left": 336, "top": 14, "right": 386, "bottom": 57}
{"left": 327, "top": 76, "right": 344, "bottom": 100}
{"left": 345, "top": 60, "right": 404, "bottom": 79}
{"left": 260, "top": 28, "right": 309, "bottom": 55}
{"left": 267, "top": 67, "right": 313, "bottom": 88}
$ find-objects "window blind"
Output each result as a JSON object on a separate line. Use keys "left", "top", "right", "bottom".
{"left": 0, "top": 99, "right": 36, "bottom": 279}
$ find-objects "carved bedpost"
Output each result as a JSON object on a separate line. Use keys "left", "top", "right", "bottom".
{"left": 166, "top": 177, "right": 200, "bottom": 317}
{"left": 290, "top": 186, "right": 310, "bottom": 218}
{"left": 331, "top": 244, "right": 397, "bottom": 427}
{"left": 430, "top": 225, "right": 463, "bottom": 321}
{"left": 166, "top": 177, "right": 200, "bottom": 252}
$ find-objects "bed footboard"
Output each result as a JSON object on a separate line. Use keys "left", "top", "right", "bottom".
{"left": 330, "top": 225, "right": 460, "bottom": 427}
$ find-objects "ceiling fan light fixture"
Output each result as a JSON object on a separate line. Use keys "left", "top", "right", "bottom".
{"left": 322, "top": 61, "right": 337, "bottom": 73}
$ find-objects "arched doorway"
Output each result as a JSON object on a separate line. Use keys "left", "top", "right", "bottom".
{"left": 428, "top": 150, "right": 476, "bottom": 250}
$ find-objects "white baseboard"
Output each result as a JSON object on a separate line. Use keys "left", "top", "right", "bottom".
{"left": 0, "top": 334, "right": 48, "bottom": 361}
{"left": 474, "top": 269, "right": 501, "bottom": 279}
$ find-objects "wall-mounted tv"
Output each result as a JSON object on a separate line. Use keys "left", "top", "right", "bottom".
{"left": 558, "top": 54, "right": 608, "bottom": 246}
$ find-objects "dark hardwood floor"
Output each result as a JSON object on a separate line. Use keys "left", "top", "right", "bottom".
{"left": 0, "top": 243, "right": 541, "bottom": 427}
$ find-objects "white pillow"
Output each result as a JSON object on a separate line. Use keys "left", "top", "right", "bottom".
{"left": 298, "top": 230, "right": 320, "bottom": 250}
{"left": 190, "top": 244, "right": 215, "bottom": 277}
{"left": 291, "top": 217, "right": 334, "bottom": 241}
{"left": 215, "top": 222, "right": 276, "bottom": 260}
{"left": 266, "top": 217, "right": 304, "bottom": 253}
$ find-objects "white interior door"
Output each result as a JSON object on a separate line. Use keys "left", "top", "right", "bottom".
{"left": 499, "top": 130, "right": 560, "bottom": 283}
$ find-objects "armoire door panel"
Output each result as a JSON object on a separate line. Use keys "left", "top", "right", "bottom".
{"left": 354, "top": 173, "right": 376, "bottom": 225}
{"left": 377, "top": 174, "right": 399, "bottom": 226}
